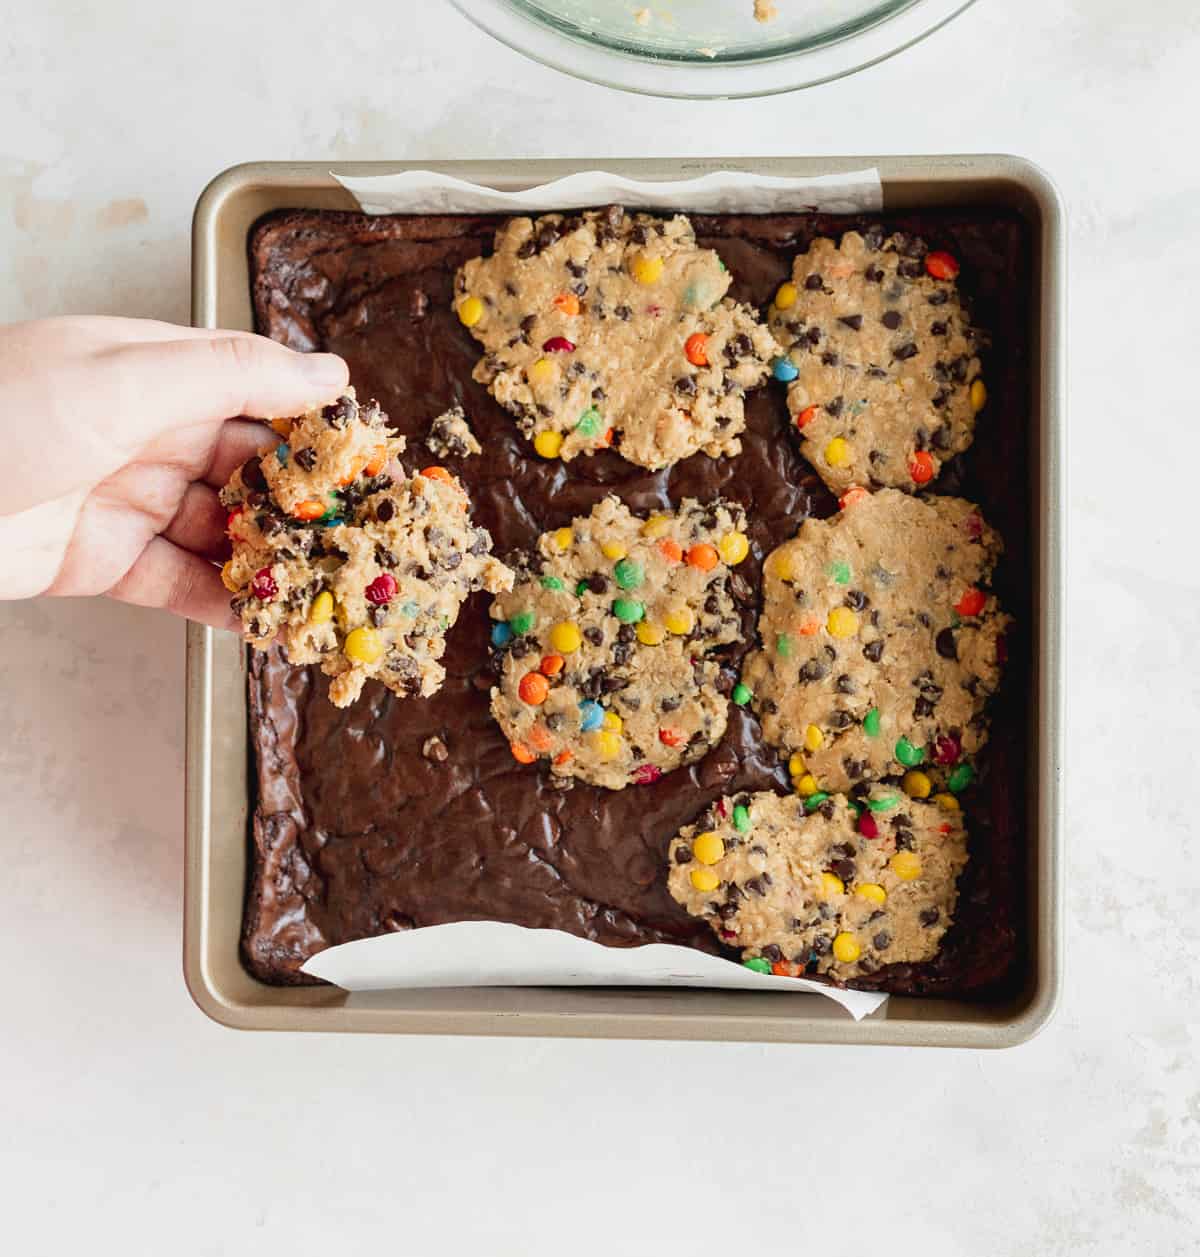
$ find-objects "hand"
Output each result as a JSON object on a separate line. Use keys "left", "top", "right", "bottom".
{"left": 0, "top": 316, "right": 348, "bottom": 629}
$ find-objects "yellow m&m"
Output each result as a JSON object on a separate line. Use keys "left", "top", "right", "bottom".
{"left": 856, "top": 883, "right": 887, "bottom": 905}
{"left": 591, "top": 730, "right": 622, "bottom": 760}
{"left": 970, "top": 378, "right": 987, "bottom": 412}
{"left": 601, "top": 540, "right": 628, "bottom": 560}
{"left": 821, "top": 872, "right": 845, "bottom": 898}
{"left": 890, "top": 851, "right": 922, "bottom": 881}
{"left": 344, "top": 627, "right": 384, "bottom": 665}
{"left": 690, "top": 867, "right": 720, "bottom": 892}
{"left": 630, "top": 254, "right": 664, "bottom": 285}
{"left": 832, "top": 932, "right": 862, "bottom": 963}
{"left": 528, "top": 357, "right": 556, "bottom": 385}
{"left": 903, "top": 770, "right": 932, "bottom": 798}
{"left": 804, "top": 724, "right": 824, "bottom": 752}
{"left": 552, "top": 527, "right": 574, "bottom": 551}
{"left": 308, "top": 590, "right": 334, "bottom": 624}
{"left": 534, "top": 430, "right": 563, "bottom": 459}
{"left": 691, "top": 831, "right": 725, "bottom": 866}
{"left": 825, "top": 437, "right": 851, "bottom": 468}
{"left": 457, "top": 296, "right": 484, "bottom": 327}
{"left": 636, "top": 621, "right": 666, "bottom": 645}
{"left": 549, "top": 621, "right": 582, "bottom": 654}
{"left": 826, "top": 607, "right": 859, "bottom": 638}
{"left": 774, "top": 281, "right": 798, "bottom": 310}
{"left": 718, "top": 532, "right": 750, "bottom": 565}
{"left": 641, "top": 514, "right": 671, "bottom": 539}
{"left": 664, "top": 607, "right": 694, "bottom": 635}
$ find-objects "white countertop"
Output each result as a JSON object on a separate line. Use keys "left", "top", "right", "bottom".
{"left": 2, "top": 2, "right": 1197, "bottom": 1252}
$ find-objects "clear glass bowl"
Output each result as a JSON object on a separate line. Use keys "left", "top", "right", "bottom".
{"left": 449, "top": 0, "right": 979, "bottom": 98}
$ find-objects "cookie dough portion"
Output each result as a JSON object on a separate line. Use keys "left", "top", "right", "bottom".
{"left": 768, "top": 229, "right": 984, "bottom": 494}
{"left": 220, "top": 393, "right": 512, "bottom": 708}
{"left": 489, "top": 495, "right": 750, "bottom": 789}
{"left": 455, "top": 207, "right": 779, "bottom": 471}
{"left": 259, "top": 391, "right": 404, "bottom": 516}
{"left": 426, "top": 405, "right": 482, "bottom": 460}
{"left": 741, "top": 489, "right": 1010, "bottom": 795}
{"left": 668, "top": 788, "right": 967, "bottom": 981}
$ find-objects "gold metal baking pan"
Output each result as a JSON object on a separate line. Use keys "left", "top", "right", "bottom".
{"left": 186, "top": 156, "right": 1064, "bottom": 1045}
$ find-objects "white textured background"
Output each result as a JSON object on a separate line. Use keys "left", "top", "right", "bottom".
{"left": 2, "top": 1, "right": 1197, "bottom": 1253}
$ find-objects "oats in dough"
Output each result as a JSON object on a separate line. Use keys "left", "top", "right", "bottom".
{"left": 488, "top": 494, "right": 751, "bottom": 789}
{"left": 455, "top": 206, "right": 779, "bottom": 471}
{"left": 740, "top": 488, "right": 1010, "bottom": 796}
{"left": 220, "top": 391, "right": 512, "bottom": 708}
{"left": 668, "top": 787, "right": 967, "bottom": 981}
{"left": 768, "top": 228, "right": 985, "bottom": 494}
{"left": 426, "top": 404, "right": 482, "bottom": 460}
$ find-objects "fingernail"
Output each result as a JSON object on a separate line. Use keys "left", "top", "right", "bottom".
{"left": 299, "top": 352, "right": 348, "bottom": 388}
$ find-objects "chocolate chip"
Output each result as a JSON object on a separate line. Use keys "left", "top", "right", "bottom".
{"left": 805, "top": 325, "right": 822, "bottom": 346}
{"left": 240, "top": 455, "right": 267, "bottom": 492}
{"left": 812, "top": 935, "right": 832, "bottom": 955}
{"left": 322, "top": 396, "right": 357, "bottom": 428}
{"left": 864, "top": 265, "right": 884, "bottom": 283}
{"left": 927, "top": 289, "right": 949, "bottom": 307}
{"left": 825, "top": 395, "right": 844, "bottom": 416}
{"left": 804, "top": 273, "right": 823, "bottom": 290}
{"left": 881, "top": 310, "right": 902, "bottom": 330}
{"left": 615, "top": 304, "right": 631, "bottom": 321}
{"left": 936, "top": 628, "right": 958, "bottom": 660}
{"left": 294, "top": 446, "right": 317, "bottom": 472}
{"left": 821, "top": 351, "right": 840, "bottom": 367}
{"left": 761, "top": 944, "right": 782, "bottom": 963}
{"left": 831, "top": 858, "right": 856, "bottom": 881}
{"left": 587, "top": 573, "right": 608, "bottom": 595}
{"left": 422, "top": 736, "right": 449, "bottom": 763}
{"left": 675, "top": 376, "right": 697, "bottom": 397}
{"left": 914, "top": 697, "right": 935, "bottom": 718}
{"left": 863, "top": 225, "right": 884, "bottom": 251}
{"left": 930, "top": 320, "right": 948, "bottom": 337}
{"left": 863, "top": 640, "right": 884, "bottom": 663}
{"left": 873, "top": 931, "right": 892, "bottom": 950}
{"left": 838, "top": 314, "right": 863, "bottom": 331}
{"left": 583, "top": 627, "right": 604, "bottom": 647}
{"left": 894, "top": 342, "right": 919, "bottom": 361}
{"left": 799, "top": 659, "right": 828, "bottom": 683}
{"left": 617, "top": 623, "right": 635, "bottom": 643}
{"left": 535, "top": 222, "right": 561, "bottom": 252}
{"left": 844, "top": 590, "right": 867, "bottom": 611}
{"left": 835, "top": 674, "right": 855, "bottom": 694}
{"left": 674, "top": 845, "right": 693, "bottom": 865}
{"left": 919, "top": 907, "right": 940, "bottom": 926}
{"left": 375, "top": 544, "right": 397, "bottom": 568}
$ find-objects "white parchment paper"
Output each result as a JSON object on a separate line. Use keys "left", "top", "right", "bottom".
{"left": 335, "top": 167, "right": 883, "bottom": 216}
{"left": 302, "top": 166, "right": 888, "bottom": 1022}
{"left": 303, "top": 923, "right": 886, "bottom": 1020}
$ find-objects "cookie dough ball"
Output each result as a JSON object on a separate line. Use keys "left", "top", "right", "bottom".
{"left": 220, "top": 393, "right": 512, "bottom": 708}
{"left": 740, "top": 489, "right": 1010, "bottom": 795}
{"left": 768, "top": 228, "right": 985, "bottom": 494}
{"left": 455, "top": 207, "right": 779, "bottom": 471}
{"left": 489, "top": 495, "right": 750, "bottom": 789}
{"left": 667, "top": 788, "right": 967, "bottom": 981}
{"left": 425, "top": 405, "right": 482, "bottom": 460}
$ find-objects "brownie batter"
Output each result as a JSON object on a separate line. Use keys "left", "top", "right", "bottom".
{"left": 245, "top": 205, "right": 1031, "bottom": 995}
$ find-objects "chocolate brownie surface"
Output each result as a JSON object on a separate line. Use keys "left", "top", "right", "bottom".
{"left": 244, "top": 206, "right": 1031, "bottom": 994}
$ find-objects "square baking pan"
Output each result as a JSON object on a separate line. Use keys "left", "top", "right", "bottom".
{"left": 185, "top": 156, "right": 1064, "bottom": 1045}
